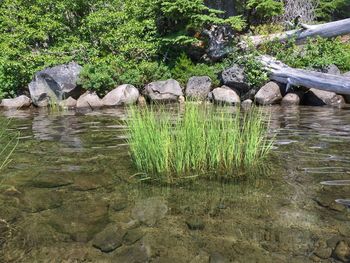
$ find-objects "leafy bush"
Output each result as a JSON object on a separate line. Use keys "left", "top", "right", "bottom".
{"left": 262, "top": 37, "right": 350, "bottom": 71}
{"left": 79, "top": 57, "right": 172, "bottom": 96}
{"left": 127, "top": 103, "right": 273, "bottom": 182}
{"left": 171, "top": 54, "right": 222, "bottom": 87}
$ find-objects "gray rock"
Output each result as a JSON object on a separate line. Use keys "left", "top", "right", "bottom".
{"left": 209, "top": 86, "right": 240, "bottom": 105}
{"left": 186, "top": 217, "right": 205, "bottom": 230}
{"left": 76, "top": 91, "right": 103, "bottom": 109}
{"left": 143, "top": 79, "right": 183, "bottom": 102}
{"left": 333, "top": 241, "right": 350, "bottom": 262}
{"left": 102, "top": 84, "right": 139, "bottom": 107}
{"left": 322, "top": 64, "right": 341, "bottom": 75}
{"left": 92, "top": 224, "right": 126, "bottom": 253}
{"left": 220, "top": 65, "right": 249, "bottom": 94}
{"left": 131, "top": 197, "right": 168, "bottom": 226}
{"left": 303, "top": 88, "right": 345, "bottom": 107}
{"left": 29, "top": 62, "right": 82, "bottom": 107}
{"left": 344, "top": 72, "right": 350, "bottom": 78}
{"left": 255, "top": 81, "right": 283, "bottom": 105}
{"left": 59, "top": 97, "right": 77, "bottom": 109}
{"left": 242, "top": 99, "right": 253, "bottom": 108}
{"left": 185, "top": 76, "right": 212, "bottom": 100}
{"left": 281, "top": 92, "right": 303, "bottom": 106}
{"left": 0, "top": 95, "right": 31, "bottom": 109}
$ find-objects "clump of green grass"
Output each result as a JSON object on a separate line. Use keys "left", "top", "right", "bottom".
{"left": 0, "top": 119, "right": 18, "bottom": 171}
{"left": 127, "top": 103, "right": 273, "bottom": 182}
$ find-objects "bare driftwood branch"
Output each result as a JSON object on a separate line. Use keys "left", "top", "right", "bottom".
{"left": 242, "top": 18, "right": 350, "bottom": 47}
{"left": 257, "top": 55, "right": 350, "bottom": 95}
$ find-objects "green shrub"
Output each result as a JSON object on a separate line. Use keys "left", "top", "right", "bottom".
{"left": 126, "top": 103, "right": 273, "bottom": 182}
{"left": 262, "top": 37, "right": 350, "bottom": 71}
{"left": 79, "top": 57, "right": 171, "bottom": 96}
{"left": 171, "top": 54, "right": 222, "bottom": 87}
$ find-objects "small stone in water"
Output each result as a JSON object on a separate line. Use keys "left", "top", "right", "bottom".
{"left": 186, "top": 217, "right": 205, "bottom": 230}
{"left": 333, "top": 241, "right": 350, "bottom": 262}
{"left": 209, "top": 252, "right": 229, "bottom": 263}
{"left": 92, "top": 224, "right": 126, "bottom": 253}
{"left": 123, "top": 228, "right": 144, "bottom": 245}
{"left": 110, "top": 199, "right": 128, "bottom": 212}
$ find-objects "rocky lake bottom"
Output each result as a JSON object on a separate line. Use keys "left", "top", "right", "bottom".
{"left": 1, "top": 105, "right": 350, "bottom": 262}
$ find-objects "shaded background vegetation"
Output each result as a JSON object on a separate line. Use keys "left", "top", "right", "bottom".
{"left": 0, "top": 0, "right": 349, "bottom": 98}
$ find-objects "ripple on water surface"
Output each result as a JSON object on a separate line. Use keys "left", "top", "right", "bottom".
{"left": 0, "top": 106, "right": 350, "bottom": 262}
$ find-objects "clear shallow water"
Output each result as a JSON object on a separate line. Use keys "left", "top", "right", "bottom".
{"left": 1, "top": 106, "right": 350, "bottom": 262}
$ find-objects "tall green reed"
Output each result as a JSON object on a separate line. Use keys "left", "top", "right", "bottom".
{"left": 0, "top": 119, "right": 18, "bottom": 171}
{"left": 126, "top": 103, "right": 273, "bottom": 182}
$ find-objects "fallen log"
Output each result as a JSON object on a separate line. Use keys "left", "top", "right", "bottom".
{"left": 242, "top": 18, "right": 350, "bottom": 47}
{"left": 257, "top": 55, "right": 350, "bottom": 95}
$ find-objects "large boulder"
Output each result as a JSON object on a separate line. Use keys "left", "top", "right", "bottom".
{"left": 220, "top": 65, "right": 249, "bottom": 95}
{"left": 343, "top": 71, "right": 350, "bottom": 78}
{"left": 302, "top": 88, "right": 345, "bottom": 107}
{"left": 185, "top": 76, "right": 212, "bottom": 100}
{"left": 102, "top": 84, "right": 139, "bottom": 107}
{"left": 208, "top": 86, "right": 240, "bottom": 105}
{"left": 76, "top": 91, "right": 103, "bottom": 109}
{"left": 281, "top": 91, "right": 303, "bottom": 106}
{"left": 28, "top": 62, "right": 83, "bottom": 107}
{"left": 143, "top": 79, "right": 183, "bottom": 102}
{"left": 0, "top": 95, "right": 31, "bottom": 109}
{"left": 255, "top": 81, "right": 283, "bottom": 105}
{"left": 59, "top": 97, "right": 77, "bottom": 109}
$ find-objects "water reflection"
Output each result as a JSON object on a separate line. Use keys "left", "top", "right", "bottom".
{"left": 0, "top": 106, "right": 350, "bottom": 262}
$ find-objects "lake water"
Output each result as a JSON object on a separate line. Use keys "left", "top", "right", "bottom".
{"left": 1, "top": 105, "right": 350, "bottom": 262}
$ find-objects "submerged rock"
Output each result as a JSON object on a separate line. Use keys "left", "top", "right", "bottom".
{"left": 333, "top": 241, "right": 350, "bottom": 262}
{"left": 47, "top": 199, "right": 109, "bottom": 242}
{"left": 209, "top": 252, "right": 229, "bottom": 263}
{"left": 131, "top": 197, "right": 168, "bottom": 226}
{"left": 76, "top": 91, "right": 103, "bottom": 109}
{"left": 102, "top": 84, "right": 139, "bottom": 107}
{"left": 303, "top": 88, "right": 345, "bottom": 107}
{"left": 123, "top": 228, "right": 144, "bottom": 245}
{"left": 29, "top": 62, "right": 82, "bottom": 107}
{"left": 255, "top": 81, "right": 283, "bottom": 105}
{"left": 92, "top": 224, "right": 126, "bottom": 253}
{"left": 143, "top": 79, "right": 183, "bottom": 102}
{"left": 0, "top": 95, "right": 31, "bottom": 109}
{"left": 186, "top": 217, "right": 205, "bottom": 230}
{"left": 208, "top": 86, "right": 240, "bottom": 105}
{"left": 113, "top": 243, "right": 149, "bottom": 262}
{"left": 28, "top": 174, "right": 73, "bottom": 188}
{"left": 185, "top": 76, "right": 212, "bottom": 100}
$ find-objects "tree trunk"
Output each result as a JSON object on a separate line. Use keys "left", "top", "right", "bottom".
{"left": 242, "top": 18, "right": 350, "bottom": 47}
{"left": 257, "top": 55, "right": 350, "bottom": 95}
